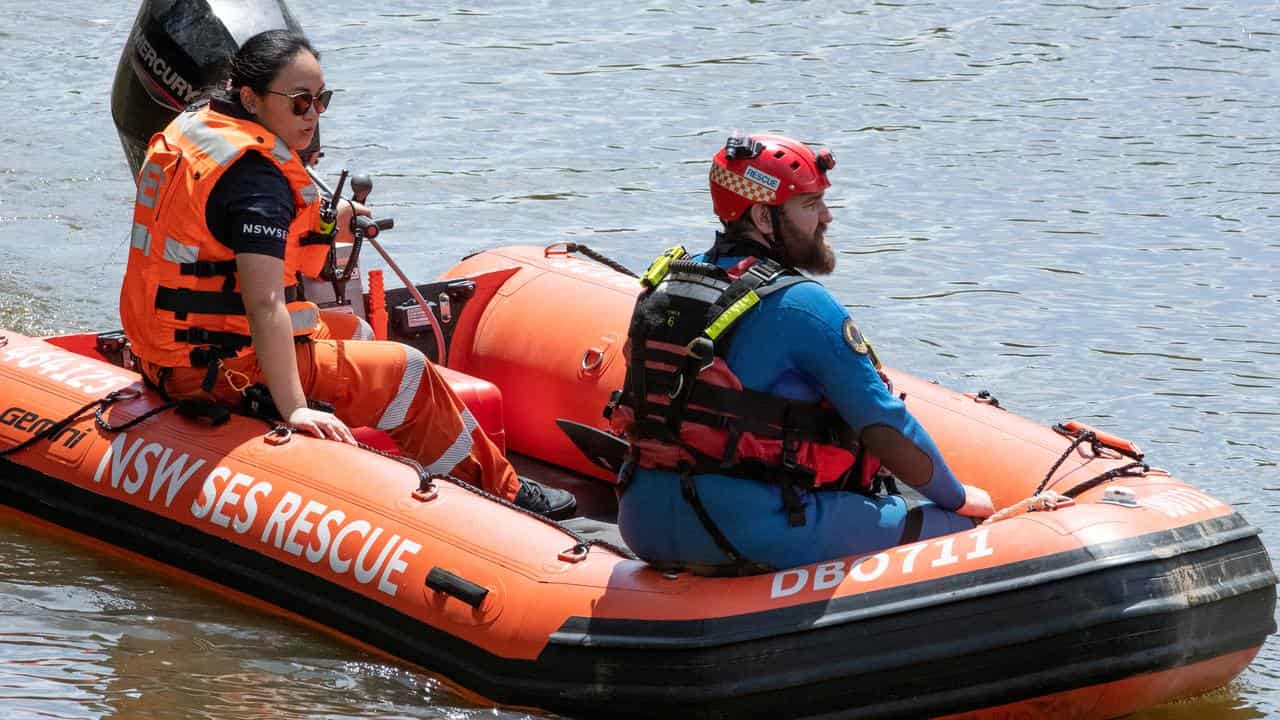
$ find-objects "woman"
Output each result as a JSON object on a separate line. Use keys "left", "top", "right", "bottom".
{"left": 119, "top": 30, "right": 574, "bottom": 519}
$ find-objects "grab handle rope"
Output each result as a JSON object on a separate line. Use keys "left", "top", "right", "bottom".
{"left": 94, "top": 393, "right": 178, "bottom": 433}
{"left": 983, "top": 491, "right": 1075, "bottom": 525}
{"left": 0, "top": 384, "right": 626, "bottom": 562}
{"left": 986, "top": 458, "right": 1150, "bottom": 526}
{"left": 0, "top": 388, "right": 168, "bottom": 458}
{"left": 544, "top": 242, "right": 639, "bottom": 278}
{"left": 1035, "top": 430, "right": 1099, "bottom": 495}
{"left": 1036, "top": 423, "right": 1148, "bottom": 496}
{"left": 972, "top": 421, "right": 1149, "bottom": 525}
{"left": 1060, "top": 461, "right": 1149, "bottom": 499}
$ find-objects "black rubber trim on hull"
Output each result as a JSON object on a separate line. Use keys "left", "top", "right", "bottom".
{"left": 0, "top": 456, "right": 1274, "bottom": 720}
{"left": 539, "top": 541, "right": 1275, "bottom": 718}
{"left": 0, "top": 456, "right": 541, "bottom": 701}
{"left": 549, "top": 513, "right": 1269, "bottom": 650}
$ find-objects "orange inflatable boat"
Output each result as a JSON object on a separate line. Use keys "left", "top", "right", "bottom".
{"left": 0, "top": 244, "right": 1274, "bottom": 719}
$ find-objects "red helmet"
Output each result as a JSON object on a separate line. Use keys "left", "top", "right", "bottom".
{"left": 709, "top": 134, "right": 835, "bottom": 222}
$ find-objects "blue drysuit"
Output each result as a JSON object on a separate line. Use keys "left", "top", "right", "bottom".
{"left": 617, "top": 251, "right": 975, "bottom": 573}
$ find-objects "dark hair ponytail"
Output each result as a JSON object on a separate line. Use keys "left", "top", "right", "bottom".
{"left": 211, "top": 29, "right": 318, "bottom": 106}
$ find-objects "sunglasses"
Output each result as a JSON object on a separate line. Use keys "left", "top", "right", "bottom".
{"left": 266, "top": 88, "right": 333, "bottom": 116}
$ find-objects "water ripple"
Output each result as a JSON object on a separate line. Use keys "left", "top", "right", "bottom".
{"left": 889, "top": 288, "right": 1021, "bottom": 301}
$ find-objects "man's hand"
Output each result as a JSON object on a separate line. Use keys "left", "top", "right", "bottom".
{"left": 957, "top": 484, "right": 995, "bottom": 519}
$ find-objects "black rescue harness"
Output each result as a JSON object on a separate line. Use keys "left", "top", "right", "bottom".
{"left": 608, "top": 245, "right": 873, "bottom": 574}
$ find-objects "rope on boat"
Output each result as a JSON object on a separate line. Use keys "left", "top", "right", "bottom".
{"left": 1035, "top": 424, "right": 1147, "bottom": 496}
{"left": 986, "top": 458, "right": 1150, "bottom": 525}
{"left": 983, "top": 423, "right": 1152, "bottom": 523}
{"left": 85, "top": 391, "right": 626, "bottom": 560}
{"left": 1061, "top": 461, "right": 1149, "bottom": 499}
{"left": 980, "top": 423, "right": 1153, "bottom": 524}
{"left": 544, "top": 242, "right": 639, "bottom": 279}
{"left": 1035, "top": 431, "right": 1101, "bottom": 495}
{"left": 274, "top": 423, "right": 625, "bottom": 561}
{"left": 0, "top": 368, "right": 632, "bottom": 561}
{"left": 353, "top": 436, "right": 438, "bottom": 497}
{"left": 0, "top": 388, "right": 164, "bottom": 458}
{"left": 233, "top": 409, "right": 445, "bottom": 500}
{"left": 94, "top": 396, "right": 177, "bottom": 433}
{"left": 982, "top": 490, "right": 1074, "bottom": 525}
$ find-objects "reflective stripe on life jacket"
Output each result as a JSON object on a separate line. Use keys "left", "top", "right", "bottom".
{"left": 120, "top": 103, "right": 328, "bottom": 368}
{"left": 610, "top": 248, "right": 878, "bottom": 497}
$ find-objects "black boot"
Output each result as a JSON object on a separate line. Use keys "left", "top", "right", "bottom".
{"left": 513, "top": 478, "right": 577, "bottom": 520}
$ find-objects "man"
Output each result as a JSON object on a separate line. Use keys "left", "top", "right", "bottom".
{"left": 612, "top": 133, "right": 992, "bottom": 575}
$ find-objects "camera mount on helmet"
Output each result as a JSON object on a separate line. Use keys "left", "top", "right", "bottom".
{"left": 724, "top": 135, "right": 765, "bottom": 161}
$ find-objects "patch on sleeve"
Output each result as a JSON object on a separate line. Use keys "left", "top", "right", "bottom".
{"left": 843, "top": 318, "right": 869, "bottom": 355}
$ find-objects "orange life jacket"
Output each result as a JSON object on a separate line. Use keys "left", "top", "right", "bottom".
{"left": 608, "top": 250, "right": 885, "bottom": 524}
{"left": 120, "top": 103, "right": 332, "bottom": 369}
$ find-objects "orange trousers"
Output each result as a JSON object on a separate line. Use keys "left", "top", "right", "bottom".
{"left": 140, "top": 311, "right": 520, "bottom": 501}
{"left": 311, "top": 310, "right": 374, "bottom": 342}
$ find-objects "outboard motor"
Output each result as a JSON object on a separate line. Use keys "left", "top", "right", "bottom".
{"left": 110, "top": 0, "right": 306, "bottom": 180}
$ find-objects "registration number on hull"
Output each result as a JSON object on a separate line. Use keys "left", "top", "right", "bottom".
{"left": 771, "top": 528, "right": 995, "bottom": 599}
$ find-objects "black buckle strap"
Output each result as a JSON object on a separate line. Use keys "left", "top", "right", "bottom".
{"left": 178, "top": 259, "right": 238, "bottom": 277}
{"left": 146, "top": 366, "right": 173, "bottom": 401}
{"left": 156, "top": 284, "right": 304, "bottom": 319}
{"left": 720, "top": 424, "right": 743, "bottom": 469}
{"left": 188, "top": 344, "right": 244, "bottom": 368}
{"left": 744, "top": 257, "right": 786, "bottom": 285}
{"left": 779, "top": 431, "right": 813, "bottom": 527}
{"left": 156, "top": 287, "right": 245, "bottom": 318}
{"left": 180, "top": 329, "right": 250, "bottom": 393}
{"left": 898, "top": 498, "right": 925, "bottom": 544}
{"left": 175, "top": 399, "right": 232, "bottom": 426}
{"left": 679, "top": 469, "right": 774, "bottom": 576}
{"left": 174, "top": 328, "right": 252, "bottom": 347}
{"left": 637, "top": 366, "right": 845, "bottom": 441}
{"left": 702, "top": 259, "right": 780, "bottom": 327}
{"left": 685, "top": 382, "right": 845, "bottom": 438}
{"left": 663, "top": 336, "right": 713, "bottom": 433}
{"left": 673, "top": 431, "right": 823, "bottom": 525}
{"left": 672, "top": 404, "right": 831, "bottom": 444}
{"left": 200, "top": 360, "right": 222, "bottom": 393}
{"left": 780, "top": 480, "right": 807, "bottom": 528}
{"left": 298, "top": 231, "right": 333, "bottom": 247}
{"left": 239, "top": 383, "right": 334, "bottom": 422}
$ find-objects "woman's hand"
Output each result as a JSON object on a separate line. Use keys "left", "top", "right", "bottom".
{"left": 287, "top": 406, "right": 357, "bottom": 445}
{"left": 335, "top": 198, "right": 372, "bottom": 244}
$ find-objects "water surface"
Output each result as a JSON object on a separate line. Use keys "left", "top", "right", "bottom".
{"left": 0, "top": 1, "right": 1277, "bottom": 717}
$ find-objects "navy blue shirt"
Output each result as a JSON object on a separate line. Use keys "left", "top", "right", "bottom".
{"left": 204, "top": 99, "right": 294, "bottom": 259}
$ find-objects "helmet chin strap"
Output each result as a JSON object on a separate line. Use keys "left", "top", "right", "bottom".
{"left": 765, "top": 205, "right": 793, "bottom": 268}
